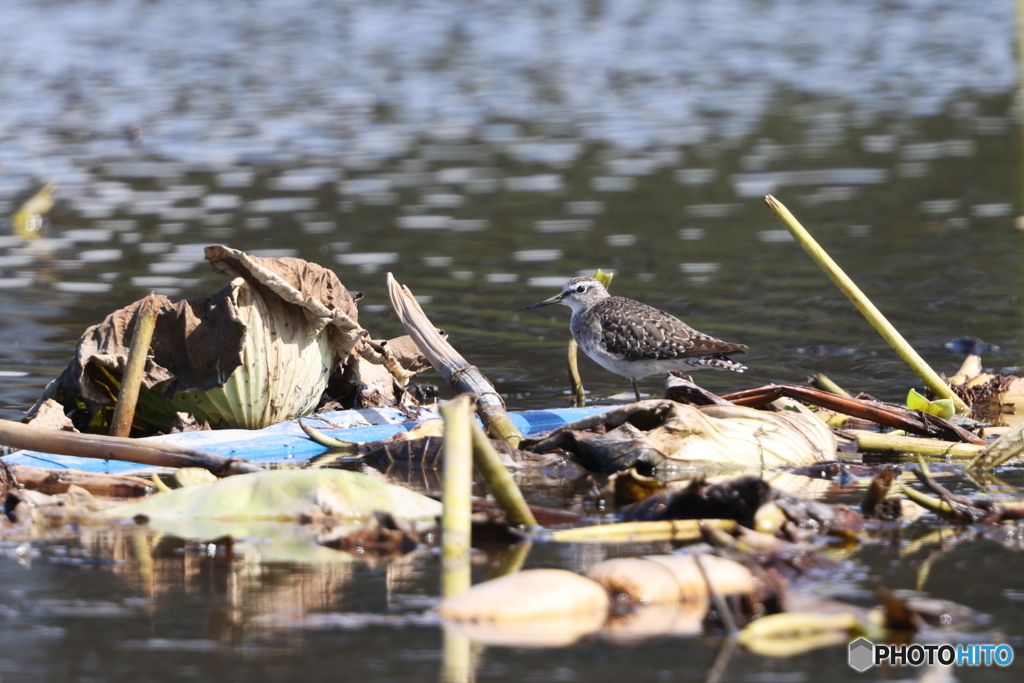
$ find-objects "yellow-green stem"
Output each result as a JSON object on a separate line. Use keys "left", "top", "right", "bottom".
{"left": 109, "top": 294, "right": 158, "bottom": 437}
{"left": 808, "top": 373, "right": 852, "bottom": 398}
{"left": 854, "top": 432, "right": 982, "bottom": 459}
{"left": 567, "top": 339, "right": 585, "bottom": 408}
{"left": 898, "top": 482, "right": 955, "bottom": 516}
{"left": 470, "top": 421, "right": 537, "bottom": 528}
{"left": 765, "top": 195, "right": 970, "bottom": 414}
{"left": 440, "top": 395, "right": 474, "bottom": 599}
{"left": 548, "top": 519, "right": 735, "bottom": 544}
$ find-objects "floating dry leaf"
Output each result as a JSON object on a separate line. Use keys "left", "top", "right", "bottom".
{"left": 526, "top": 400, "right": 833, "bottom": 473}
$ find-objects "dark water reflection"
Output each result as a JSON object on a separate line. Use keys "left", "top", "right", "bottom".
{"left": 1, "top": 0, "right": 1024, "bottom": 680}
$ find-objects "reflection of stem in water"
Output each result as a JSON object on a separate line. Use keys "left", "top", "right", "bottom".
{"left": 441, "top": 629, "right": 476, "bottom": 683}
{"left": 488, "top": 541, "right": 532, "bottom": 581}
{"left": 703, "top": 634, "right": 739, "bottom": 683}
{"left": 694, "top": 554, "right": 738, "bottom": 635}
{"left": 130, "top": 529, "right": 155, "bottom": 599}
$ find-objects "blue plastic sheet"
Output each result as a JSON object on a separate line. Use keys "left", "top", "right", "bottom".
{"left": 4, "top": 406, "right": 612, "bottom": 474}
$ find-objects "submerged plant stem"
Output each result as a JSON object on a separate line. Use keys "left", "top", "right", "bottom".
{"left": 109, "top": 293, "right": 158, "bottom": 438}
{"left": 898, "top": 481, "right": 955, "bottom": 516}
{"left": 765, "top": 195, "right": 970, "bottom": 414}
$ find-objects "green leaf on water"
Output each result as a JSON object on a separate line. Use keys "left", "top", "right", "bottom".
{"left": 104, "top": 469, "right": 442, "bottom": 563}
{"left": 906, "top": 388, "right": 955, "bottom": 420}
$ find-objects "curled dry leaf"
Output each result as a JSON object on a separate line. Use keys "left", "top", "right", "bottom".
{"left": 39, "top": 245, "right": 367, "bottom": 433}
{"left": 23, "top": 399, "right": 78, "bottom": 432}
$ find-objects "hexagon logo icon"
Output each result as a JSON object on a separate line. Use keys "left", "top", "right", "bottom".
{"left": 849, "top": 638, "right": 875, "bottom": 672}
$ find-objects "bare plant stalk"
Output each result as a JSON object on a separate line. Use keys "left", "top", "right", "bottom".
{"left": 441, "top": 629, "right": 475, "bottom": 683}
{"left": 567, "top": 339, "right": 586, "bottom": 407}
{"left": 854, "top": 431, "right": 982, "bottom": 459}
{"left": 807, "top": 373, "right": 852, "bottom": 398}
{"left": 488, "top": 540, "right": 532, "bottom": 580}
{"left": 765, "top": 195, "right": 970, "bottom": 414}
{"left": 548, "top": 519, "right": 735, "bottom": 543}
{"left": 0, "top": 419, "right": 262, "bottom": 476}
{"left": 470, "top": 422, "right": 537, "bottom": 528}
{"left": 109, "top": 293, "right": 159, "bottom": 437}
{"left": 387, "top": 273, "right": 522, "bottom": 447}
{"left": 898, "top": 481, "right": 955, "bottom": 516}
{"left": 441, "top": 395, "right": 474, "bottom": 599}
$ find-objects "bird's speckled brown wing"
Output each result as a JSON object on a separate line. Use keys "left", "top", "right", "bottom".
{"left": 588, "top": 297, "right": 747, "bottom": 361}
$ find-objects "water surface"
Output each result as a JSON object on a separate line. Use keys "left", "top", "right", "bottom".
{"left": 0, "top": 1, "right": 1022, "bottom": 681}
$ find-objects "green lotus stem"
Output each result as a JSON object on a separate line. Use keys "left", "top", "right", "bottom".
{"left": 470, "top": 421, "right": 537, "bottom": 528}
{"left": 440, "top": 395, "right": 474, "bottom": 598}
{"left": 548, "top": 519, "right": 735, "bottom": 544}
{"left": 298, "top": 420, "right": 355, "bottom": 449}
{"left": 808, "top": 373, "right": 852, "bottom": 398}
{"left": 854, "top": 432, "right": 982, "bottom": 459}
{"left": 567, "top": 339, "right": 586, "bottom": 407}
{"left": 765, "top": 195, "right": 970, "bottom": 414}
{"left": 488, "top": 540, "right": 532, "bottom": 580}
{"left": 299, "top": 421, "right": 365, "bottom": 468}
{"left": 441, "top": 629, "right": 474, "bottom": 683}
{"left": 966, "top": 418, "right": 1024, "bottom": 471}
{"left": 109, "top": 293, "right": 158, "bottom": 437}
{"left": 898, "top": 481, "right": 955, "bottom": 516}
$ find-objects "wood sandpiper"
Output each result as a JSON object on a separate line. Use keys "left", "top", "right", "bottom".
{"left": 526, "top": 276, "right": 747, "bottom": 401}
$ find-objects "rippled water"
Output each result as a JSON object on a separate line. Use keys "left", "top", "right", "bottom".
{"left": 1, "top": 1, "right": 1023, "bottom": 681}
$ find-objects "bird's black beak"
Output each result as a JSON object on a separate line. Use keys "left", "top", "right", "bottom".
{"left": 525, "top": 292, "right": 563, "bottom": 309}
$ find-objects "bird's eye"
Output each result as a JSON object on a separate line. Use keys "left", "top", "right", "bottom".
{"left": 576, "top": 285, "right": 586, "bottom": 293}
